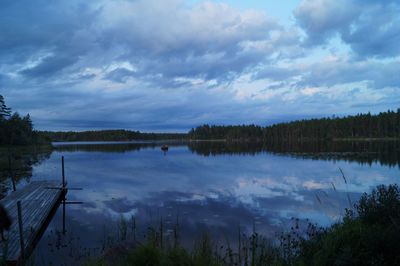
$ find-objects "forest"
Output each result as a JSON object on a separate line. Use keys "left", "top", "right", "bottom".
{"left": 2, "top": 93, "right": 399, "bottom": 144}
{"left": 40, "top": 130, "right": 187, "bottom": 142}
{"left": 188, "top": 124, "right": 264, "bottom": 141}
{"left": 0, "top": 95, "right": 41, "bottom": 145}
{"left": 188, "top": 109, "right": 400, "bottom": 141}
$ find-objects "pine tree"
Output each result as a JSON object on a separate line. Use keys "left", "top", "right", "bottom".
{"left": 0, "top": 95, "right": 11, "bottom": 118}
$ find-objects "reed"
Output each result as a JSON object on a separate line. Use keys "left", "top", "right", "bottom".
{"left": 82, "top": 183, "right": 400, "bottom": 265}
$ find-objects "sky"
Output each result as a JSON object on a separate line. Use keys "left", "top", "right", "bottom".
{"left": 0, "top": 0, "right": 399, "bottom": 132}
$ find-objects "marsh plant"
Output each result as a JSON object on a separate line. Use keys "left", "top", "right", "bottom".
{"left": 83, "top": 183, "right": 400, "bottom": 266}
{"left": 0, "top": 239, "right": 8, "bottom": 266}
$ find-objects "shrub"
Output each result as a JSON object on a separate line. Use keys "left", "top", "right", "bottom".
{"left": 356, "top": 184, "right": 400, "bottom": 226}
{"left": 296, "top": 184, "right": 400, "bottom": 266}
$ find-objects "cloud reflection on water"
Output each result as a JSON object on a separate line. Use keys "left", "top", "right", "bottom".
{"left": 30, "top": 142, "right": 399, "bottom": 263}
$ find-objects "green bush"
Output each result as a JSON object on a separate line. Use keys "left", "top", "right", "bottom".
{"left": 85, "top": 184, "right": 400, "bottom": 266}
{"left": 296, "top": 184, "right": 400, "bottom": 266}
{"left": 356, "top": 184, "right": 400, "bottom": 225}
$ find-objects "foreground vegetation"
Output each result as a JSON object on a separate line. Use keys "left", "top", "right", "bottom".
{"left": 86, "top": 184, "right": 400, "bottom": 266}
{"left": 0, "top": 95, "right": 46, "bottom": 145}
{"left": 0, "top": 95, "right": 52, "bottom": 198}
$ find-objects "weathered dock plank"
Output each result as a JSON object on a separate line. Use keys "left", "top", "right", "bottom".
{"left": 0, "top": 181, "right": 67, "bottom": 265}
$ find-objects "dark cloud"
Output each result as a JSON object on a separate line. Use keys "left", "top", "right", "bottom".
{"left": 97, "top": 1, "right": 292, "bottom": 83}
{"left": 0, "top": 0, "right": 298, "bottom": 85}
{"left": 0, "top": 0, "right": 398, "bottom": 131}
{"left": 342, "top": 0, "right": 400, "bottom": 58}
{"left": 20, "top": 55, "right": 78, "bottom": 77}
{"left": 295, "top": 0, "right": 400, "bottom": 58}
{"left": 294, "top": 0, "right": 357, "bottom": 45}
{"left": 0, "top": 0, "right": 97, "bottom": 63}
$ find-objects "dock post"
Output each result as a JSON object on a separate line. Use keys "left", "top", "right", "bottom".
{"left": 61, "top": 156, "right": 67, "bottom": 235}
{"left": 17, "top": 201, "right": 25, "bottom": 260}
{"left": 8, "top": 154, "right": 16, "bottom": 192}
{"left": 62, "top": 156, "right": 65, "bottom": 188}
{"left": 62, "top": 199, "right": 66, "bottom": 235}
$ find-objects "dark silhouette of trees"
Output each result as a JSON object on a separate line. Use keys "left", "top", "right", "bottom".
{"left": 188, "top": 124, "right": 264, "bottom": 141}
{"left": 188, "top": 110, "right": 400, "bottom": 141}
{"left": 40, "top": 130, "right": 187, "bottom": 142}
{"left": 264, "top": 110, "right": 400, "bottom": 142}
{"left": 0, "top": 95, "right": 39, "bottom": 145}
{"left": 0, "top": 95, "right": 11, "bottom": 118}
{"left": 3, "top": 91, "right": 398, "bottom": 145}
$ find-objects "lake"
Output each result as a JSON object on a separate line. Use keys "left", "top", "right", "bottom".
{"left": 1, "top": 141, "right": 399, "bottom": 264}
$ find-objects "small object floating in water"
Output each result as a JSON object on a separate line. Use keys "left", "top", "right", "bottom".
{"left": 161, "top": 145, "right": 169, "bottom": 151}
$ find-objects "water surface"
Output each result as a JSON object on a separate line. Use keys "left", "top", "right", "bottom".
{"left": 1, "top": 141, "right": 399, "bottom": 264}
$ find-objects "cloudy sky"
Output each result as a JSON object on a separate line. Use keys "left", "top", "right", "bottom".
{"left": 0, "top": 0, "right": 399, "bottom": 132}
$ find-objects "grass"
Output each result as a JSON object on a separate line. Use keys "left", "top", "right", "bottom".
{"left": 83, "top": 183, "right": 400, "bottom": 266}
{"left": 85, "top": 231, "right": 283, "bottom": 266}
{"left": 0, "top": 238, "right": 9, "bottom": 266}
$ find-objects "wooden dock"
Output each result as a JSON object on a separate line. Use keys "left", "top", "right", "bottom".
{"left": 0, "top": 181, "right": 67, "bottom": 265}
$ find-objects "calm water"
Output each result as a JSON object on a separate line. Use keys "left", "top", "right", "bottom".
{"left": 1, "top": 141, "right": 399, "bottom": 264}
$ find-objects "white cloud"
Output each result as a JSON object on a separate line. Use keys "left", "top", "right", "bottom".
{"left": 301, "top": 87, "right": 321, "bottom": 96}
{"left": 0, "top": 0, "right": 399, "bottom": 130}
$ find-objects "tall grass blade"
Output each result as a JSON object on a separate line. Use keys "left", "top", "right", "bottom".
{"left": 339, "top": 167, "right": 347, "bottom": 184}
{"left": 346, "top": 194, "right": 352, "bottom": 209}
{"left": 315, "top": 193, "right": 322, "bottom": 205}
{"left": 331, "top": 182, "right": 336, "bottom": 192}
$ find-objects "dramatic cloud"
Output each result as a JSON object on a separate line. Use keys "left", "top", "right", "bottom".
{"left": 295, "top": 0, "right": 400, "bottom": 58}
{"left": 0, "top": 0, "right": 399, "bottom": 131}
{"left": 299, "top": 59, "right": 400, "bottom": 89}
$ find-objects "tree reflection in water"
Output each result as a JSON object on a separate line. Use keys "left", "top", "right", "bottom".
{"left": 0, "top": 146, "right": 52, "bottom": 199}
{"left": 187, "top": 140, "right": 400, "bottom": 167}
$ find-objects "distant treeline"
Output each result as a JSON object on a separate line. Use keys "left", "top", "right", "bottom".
{"left": 189, "top": 109, "right": 400, "bottom": 141}
{"left": 3, "top": 90, "right": 399, "bottom": 144}
{"left": 0, "top": 95, "right": 43, "bottom": 145}
{"left": 188, "top": 124, "right": 264, "bottom": 141}
{"left": 40, "top": 130, "right": 187, "bottom": 142}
